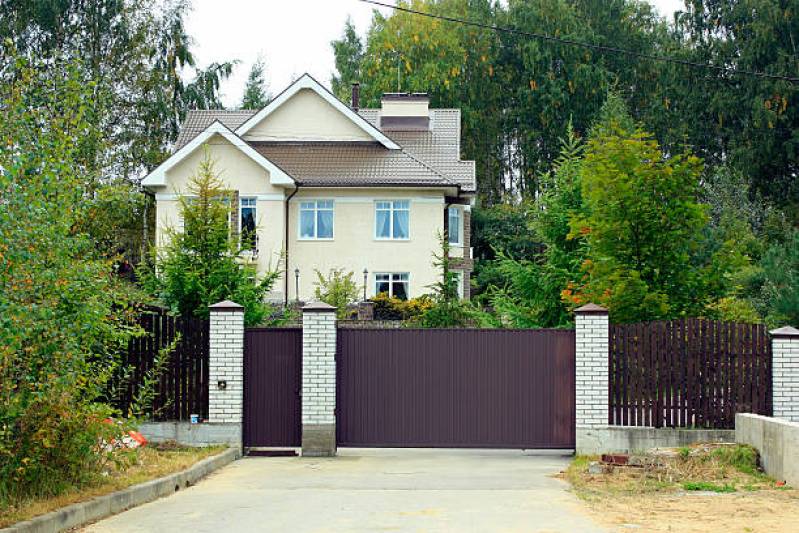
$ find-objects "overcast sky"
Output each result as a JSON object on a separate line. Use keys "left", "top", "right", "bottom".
{"left": 184, "top": 0, "right": 686, "bottom": 108}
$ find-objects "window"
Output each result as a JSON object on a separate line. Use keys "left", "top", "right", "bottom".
{"left": 448, "top": 206, "right": 462, "bottom": 245}
{"left": 375, "top": 200, "right": 410, "bottom": 239}
{"left": 240, "top": 197, "right": 257, "bottom": 249}
{"left": 375, "top": 273, "right": 409, "bottom": 300}
{"left": 299, "top": 200, "right": 334, "bottom": 239}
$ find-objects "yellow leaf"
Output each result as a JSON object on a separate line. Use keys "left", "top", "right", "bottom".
{"left": 488, "top": 65, "right": 494, "bottom": 77}
{"left": 529, "top": 79, "right": 537, "bottom": 90}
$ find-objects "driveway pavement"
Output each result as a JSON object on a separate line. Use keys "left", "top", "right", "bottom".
{"left": 83, "top": 448, "right": 605, "bottom": 533}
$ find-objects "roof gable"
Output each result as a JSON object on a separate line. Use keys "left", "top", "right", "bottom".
{"left": 141, "top": 121, "right": 294, "bottom": 188}
{"left": 235, "top": 74, "right": 399, "bottom": 149}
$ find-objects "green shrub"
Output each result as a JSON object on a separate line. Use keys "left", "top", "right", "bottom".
{"left": 313, "top": 268, "right": 361, "bottom": 319}
{"left": 370, "top": 293, "right": 434, "bottom": 321}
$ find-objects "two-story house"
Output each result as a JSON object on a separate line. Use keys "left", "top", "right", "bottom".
{"left": 142, "top": 74, "right": 476, "bottom": 303}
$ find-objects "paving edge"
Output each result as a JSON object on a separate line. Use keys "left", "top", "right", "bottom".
{"left": 2, "top": 447, "right": 240, "bottom": 533}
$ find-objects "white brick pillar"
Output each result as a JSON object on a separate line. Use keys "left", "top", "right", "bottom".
{"left": 574, "top": 303, "right": 609, "bottom": 453}
{"left": 208, "top": 300, "right": 244, "bottom": 434}
{"left": 302, "top": 302, "right": 337, "bottom": 456}
{"left": 771, "top": 326, "right": 799, "bottom": 422}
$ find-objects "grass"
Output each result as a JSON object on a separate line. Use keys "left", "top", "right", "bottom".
{"left": 563, "top": 443, "right": 778, "bottom": 499}
{"left": 0, "top": 443, "right": 224, "bottom": 528}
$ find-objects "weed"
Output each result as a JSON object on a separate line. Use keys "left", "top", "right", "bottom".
{"left": 711, "top": 445, "right": 762, "bottom": 477}
{"left": 678, "top": 446, "right": 691, "bottom": 459}
{"left": 683, "top": 481, "right": 736, "bottom": 493}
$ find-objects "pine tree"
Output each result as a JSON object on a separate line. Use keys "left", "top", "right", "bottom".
{"left": 241, "top": 58, "right": 270, "bottom": 109}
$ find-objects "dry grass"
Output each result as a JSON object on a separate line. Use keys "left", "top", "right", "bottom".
{"left": 0, "top": 443, "right": 224, "bottom": 528}
{"left": 562, "top": 443, "right": 799, "bottom": 533}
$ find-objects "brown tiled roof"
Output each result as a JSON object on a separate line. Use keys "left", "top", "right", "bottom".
{"left": 174, "top": 110, "right": 256, "bottom": 149}
{"left": 360, "top": 109, "right": 476, "bottom": 191}
{"left": 172, "top": 108, "right": 476, "bottom": 192}
{"left": 251, "top": 143, "right": 456, "bottom": 188}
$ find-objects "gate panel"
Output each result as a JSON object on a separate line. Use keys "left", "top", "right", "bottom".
{"left": 244, "top": 328, "right": 302, "bottom": 447}
{"left": 336, "top": 328, "right": 575, "bottom": 449}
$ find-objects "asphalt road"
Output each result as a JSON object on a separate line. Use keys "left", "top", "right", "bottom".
{"left": 83, "top": 448, "right": 606, "bottom": 533}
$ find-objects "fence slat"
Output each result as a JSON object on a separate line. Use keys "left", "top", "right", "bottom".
{"left": 609, "top": 318, "right": 771, "bottom": 429}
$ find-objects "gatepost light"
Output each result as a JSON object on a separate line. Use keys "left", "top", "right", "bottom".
{"left": 294, "top": 268, "right": 300, "bottom": 302}
{"left": 362, "top": 268, "right": 369, "bottom": 301}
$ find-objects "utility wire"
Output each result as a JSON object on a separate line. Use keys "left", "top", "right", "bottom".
{"left": 360, "top": 0, "right": 799, "bottom": 84}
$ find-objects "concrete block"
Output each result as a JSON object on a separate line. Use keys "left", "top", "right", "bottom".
{"left": 302, "top": 424, "right": 337, "bottom": 457}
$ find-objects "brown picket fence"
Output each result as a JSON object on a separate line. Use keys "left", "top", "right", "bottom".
{"left": 113, "top": 307, "right": 210, "bottom": 421}
{"left": 609, "top": 318, "right": 771, "bottom": 429}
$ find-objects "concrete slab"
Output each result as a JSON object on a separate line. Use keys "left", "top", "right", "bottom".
{"left": 82, "top": 448, "right": 605, "bottom": 532}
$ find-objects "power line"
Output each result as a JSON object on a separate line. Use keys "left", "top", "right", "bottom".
{"left": 360, "top": 0, "right": 799, "bottom": 84}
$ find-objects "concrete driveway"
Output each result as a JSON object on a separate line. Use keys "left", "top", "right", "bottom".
{"left": 83, "top": 449, "right": 605, "bottom": 533}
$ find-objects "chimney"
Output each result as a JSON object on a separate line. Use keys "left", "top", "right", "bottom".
{"left": 351, "top": 82, "right": 360, "bottom": 111}
{"left": 379, "top": 92, "right": 430, "bottom": 131}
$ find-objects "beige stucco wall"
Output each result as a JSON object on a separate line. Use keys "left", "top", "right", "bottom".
{"left": 154, "top": 134, "right": 288, "bottom": 298}
{"left": 287, "top": 189, "right": 448, "bottom": 301}
{"left": 242, "top": 89, "right": 374, "bottom": 142}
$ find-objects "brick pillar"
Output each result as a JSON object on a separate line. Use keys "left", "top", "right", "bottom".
{"left": 771, "top": 326, "right": 799, "bottom": 422}
{"left": 302, "top": 302, "right": 337, "bottom": 456}
{"left": 574, "top": 303, "right": 609, "bottom": 453}
{"left": 208, "top": 300, "right": 244, "bottom": 433}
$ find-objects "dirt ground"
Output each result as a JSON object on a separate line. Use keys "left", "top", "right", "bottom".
{"left": 580, "top": 489, "right": 799, "bottom": 532}
{"left": 563, "top": 444, "right": 799, "bottom": 533}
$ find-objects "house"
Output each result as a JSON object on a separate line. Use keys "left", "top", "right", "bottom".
{"left": 141, "top": 74, "right": 476, "bottom": 303}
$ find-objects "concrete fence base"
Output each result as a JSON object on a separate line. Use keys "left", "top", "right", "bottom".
{"left": 138, "top": 422, "right": 241, "bottom": 449}
{"left": 735, "top": 413, "right": 799, "bottom": 486}
{"left": 577, "top": 426, "right": 735, "bottom": 454}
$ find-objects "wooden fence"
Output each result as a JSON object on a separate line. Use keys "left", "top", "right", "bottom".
{"left": 113, "top": 307, "right": 210, "bottom": 421}
{"left": 609, "top": 318, "right": 772, "bottom": 429}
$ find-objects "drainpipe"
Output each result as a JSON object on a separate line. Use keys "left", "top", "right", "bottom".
{"left": 284, "top": 182, "right": 300, "bottom": 305}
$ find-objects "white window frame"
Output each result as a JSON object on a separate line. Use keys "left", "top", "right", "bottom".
{"left": 374, "top": 200, "right": 411, "bottom": 240}
{"left": 447, "top": 206, "right": 462, "bottom": 246}
{"left": 453, "top": 271, "right": 464, "bottom": 299}
{"left": 298, "top": 199, "right": 335, "bottom": 240}
{"left": 374, "top": 272, "right": 410, "bottom": 299}
{"left": 239, "top": 197, "right": 258, "bottom": 251}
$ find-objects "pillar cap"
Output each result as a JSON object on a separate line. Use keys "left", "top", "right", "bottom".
{"left": 209, "top": 300, "right": 244, "bottom": 312}
{"left": 302, "top": 301, "right": 337, "bottom": 312}
{"left": 771, "top": 326, "right": 799, "bottom": 338}
{"left": 574, "top": 303, "right": 608, "bottom": 315}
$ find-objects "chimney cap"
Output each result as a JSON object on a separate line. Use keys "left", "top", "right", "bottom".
{"left": 381, "top": 92, "right": 429, "bottom": 102}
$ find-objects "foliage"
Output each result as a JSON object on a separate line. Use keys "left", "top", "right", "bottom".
{"left": 704, "top": 297, "right": 762, "bottom": 324}
{"left": 241, "top": 57, "right": 270, "bottom": 109}
{"left": 570, "top": 96, "right": 708, "bottom": 322}
{"left": 756, "top": 231, "right": 799, "bottom": 327}
{"left": 489, "top": 123, "right": 587, "bottom": 328}
{"left": 0, "top": 54, "right": 140, "bottom": 504}
{"left": 141, "top": 154, "right": 279, "bottom": 327}
{"left": 313, "top": 268, "right": 361, "bottom": 319}
{"left": 370, "top": 293, "right": 434, "bottom": 321}
{"left": 331, "top": 18, "right": 364, "bottom": 102}
{"left": 413, "top": 234, "right": 491, "bottom": 327}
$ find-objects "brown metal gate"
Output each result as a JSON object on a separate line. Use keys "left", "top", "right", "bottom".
{"left": 243, "top": 328, "right": 302, "bottom": 448}
{"left": 336, "top": 328, "right": 575, "bottom": 449}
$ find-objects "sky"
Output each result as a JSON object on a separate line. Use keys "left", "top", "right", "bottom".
{"left": 184, "top": 0, "right": 686, "bottom": 108}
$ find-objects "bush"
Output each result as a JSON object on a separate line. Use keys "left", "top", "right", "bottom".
{"left": 313, "top": 268, "right": 360, "bottom": 319}
{"left": 370, "top": 293, "right": 434, "bottom": 321}
{"left": 0, "top": 55, "right": 139, "bottom": 504}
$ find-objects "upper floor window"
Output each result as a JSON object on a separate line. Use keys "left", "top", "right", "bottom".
{"left": 375, "top": 200, "right": 410, "bottom": 240}
{"left": 448, "top": 206, "right": 462, "bottom": 246}
{"left": 240, "top": 197, "right": 257, "bottom": 249}
{"left": 300, "top": 200, "right": 334, "bottom": 239}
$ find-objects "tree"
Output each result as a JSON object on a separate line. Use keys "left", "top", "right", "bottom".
{"left": 142, "top": 154, "right": 279, "bottom": 326}
{"left": 489, "top": 124, "right": 587, "bottom": 328}
{"left": 241, "top": 57, "right": 270, "bottom": 109}
{"left": 331, "top": 18, "right": 363, "bottom": 102}
{"left": 570, "top": 96, "right": 708, "bottom": 322}
{"left": 0, "top": 53, "right": 140, "bottom": 502}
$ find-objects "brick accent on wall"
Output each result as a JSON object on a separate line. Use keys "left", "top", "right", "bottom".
{"left": 208, "top": 301, "right": 244, "bottom": 424}
{"left": 301, "top": 302, "right": 337, "bottom": 456}
{"left": 772, "top": 326, "right": 799, "bottom": 422}
{"left": 575, "top": 304, "right": 609, "bottom": 429}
